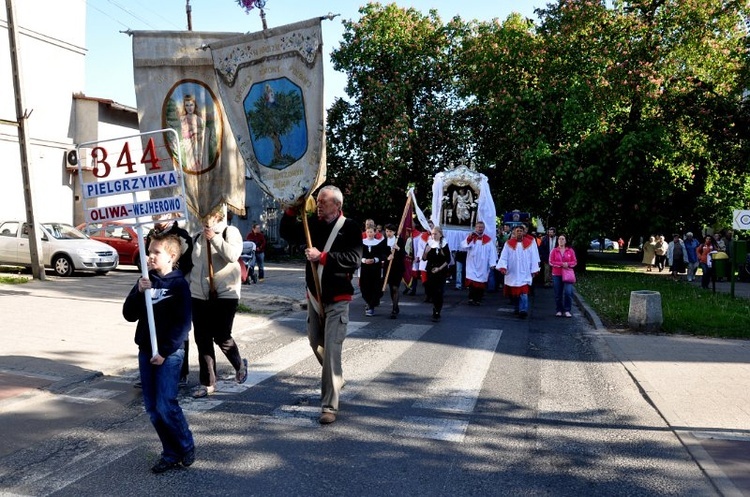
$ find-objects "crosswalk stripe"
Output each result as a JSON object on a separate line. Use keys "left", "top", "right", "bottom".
{"left": 393, "top": 328, "right": 503, "bottom": 442}
{"left": 184, "top": 320, "right": 371, "bottom": 414}
{"left": 7, "top": 445, "right": 137, "bottom": 496}
{"left": 269, "top": 323, "right": 433, "bottom": 422}
{"left": 413, "top": 329, "right": 503, "bottom": 413}
{"left": 59, "top": 387, "right": 122, "bottom": 404}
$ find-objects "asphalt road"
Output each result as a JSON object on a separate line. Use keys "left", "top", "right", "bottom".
{"left": 0, "top": 264, "right": 720, "bottom": 496}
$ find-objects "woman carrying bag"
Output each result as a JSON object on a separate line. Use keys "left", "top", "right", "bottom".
{"left": 549, "top": 233, "right": 577, "bottom": 318}
{"left": 189, "top": 207, "right": 249, "bottom": 398}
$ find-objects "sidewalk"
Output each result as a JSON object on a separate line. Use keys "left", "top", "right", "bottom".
{"left": 575, "top": 261, "right": 750, "bottom": 496}
{"left": 0, "top": 262, "right": 306, "bottom": 400}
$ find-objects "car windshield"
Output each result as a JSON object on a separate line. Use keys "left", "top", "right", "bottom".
{"left": 42, "top": 223, "right": 88, "bottom": 240}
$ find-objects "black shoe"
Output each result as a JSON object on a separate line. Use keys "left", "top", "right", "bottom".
{"left": 519, "top": 311, "right": 528, "bottom": 319}
{"left": 181, "top": 448, "right": 195, "bottom": 467}
{"left": 178, "top": 376, "right": 188, "bottom": 387}
{"left": 151, "top": 458, "right": 180, "bottom": 474}
{"left": 133, "top": 380, "right": 142, "bottom": 389}
{"left": 432, "top": 311, "right": 440, "bottom": 322}
{"left": 402, "top": 288, "right": 410, "bottom": 295}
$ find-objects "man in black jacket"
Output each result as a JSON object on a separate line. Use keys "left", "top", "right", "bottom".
{"left": 280, "top": 186, "right": 362, "bottom": 424}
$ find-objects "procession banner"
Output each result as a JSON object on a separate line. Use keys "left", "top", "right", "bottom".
{"left": 208, "top": 17, "right": 327, "bottom": 205}
{"left": 132, "top": 30, "right": 246, "bottom": 220}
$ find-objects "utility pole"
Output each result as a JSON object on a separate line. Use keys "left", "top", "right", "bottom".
{"left": 186, "top": 0, "right": 192, "bottom": 31}
{"left": 5, "top": 0, "right": 45, "bottom": 280}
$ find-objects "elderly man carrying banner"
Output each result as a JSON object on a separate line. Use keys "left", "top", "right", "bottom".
{"left": 280, "top": 186, "right": 362, "bottom": 424}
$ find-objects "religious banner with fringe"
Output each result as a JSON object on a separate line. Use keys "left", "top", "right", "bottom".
{"left": 208, "top": 17, "right": 326, "bottom": 205}
{"left": 131, "top": 30, "right": 246, "bottom": 220}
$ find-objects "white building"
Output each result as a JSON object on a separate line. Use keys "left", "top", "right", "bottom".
{"left": 1, "top": 2, "right": 280, "bottom": 247}
{"left": 0, "top": 1, "right": 139, "bottom": 225}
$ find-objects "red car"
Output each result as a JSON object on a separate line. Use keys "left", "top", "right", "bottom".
{"left": 77, "top": 221, "right": 145, "bottom": 269}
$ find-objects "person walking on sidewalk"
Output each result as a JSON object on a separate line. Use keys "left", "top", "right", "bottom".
{"left": 245, "top": 223, "right": 266, "bottom": 281}
{"left": 697, "top": 235, "right": 718, "bottom": 289}
{"left": 683, "top": 232, "right": 699, "bottom": 282}
{"left": 642, "top": 236, "right": 656, "bottom": 272}
{"left": 549, "top": 233, "right": 577, "bottom": 318}
{"left": 654, "top": 235, "right": 668, "bottom": 272}
{"left": 122, "top": 234, "right": 195, "bottom": 473}
{"left": 279, "top": 185, "right": 362, "bottom": 424}
{"left": 189, "top": 207, "right": 249, "bottom": 398}
{"left": 538, "top": 227, "right": 557, "bottom": 288}
{"left": 667, "top": 234, "right": 688, "bottom": 281}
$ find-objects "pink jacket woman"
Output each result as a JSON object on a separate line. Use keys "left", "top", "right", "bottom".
{"left": 549, "top": 246, "right": 577, "bottom": 276}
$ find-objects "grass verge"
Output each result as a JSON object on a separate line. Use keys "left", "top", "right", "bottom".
{"left": 576, "top": 262, "right": 750, "bottom": 338}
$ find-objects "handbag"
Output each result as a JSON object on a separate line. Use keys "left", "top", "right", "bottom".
{"left": 562, "top": 267, "right": 576, "bottom": 284}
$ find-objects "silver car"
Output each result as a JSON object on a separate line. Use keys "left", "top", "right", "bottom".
{"left": 0, "top": 221, "right": 118, "bottom": 276}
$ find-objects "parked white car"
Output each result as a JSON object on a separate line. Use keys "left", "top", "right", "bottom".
{"left": 0, "top": 221, "right": 118, "bottom": 276}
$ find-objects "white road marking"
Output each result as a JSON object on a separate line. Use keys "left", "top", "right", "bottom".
{"left": 396, "top": 416, "right": 470, "bottom": 443}
{"left": 394, "top": 329, "right": 503, "bottom": 442}
{"left": 59, "top": 387, "right": 122, "bottom": 404}
{"left": 270, "top": 323, "right": 433, "bottom": 423}
{"left": 8, "top": 445, "right": 137, "bottom": 496}
{"left": 413, "top": 329, "right": 503, "bottom": 413}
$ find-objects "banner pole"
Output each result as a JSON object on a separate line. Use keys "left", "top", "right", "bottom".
{"left": 302, "top": 194, "right": 325, "bottom": 321}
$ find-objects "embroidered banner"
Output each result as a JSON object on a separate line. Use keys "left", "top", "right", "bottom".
{"left": 131, "top": 30, "right": 246, "bottom": 220}
{"left": 209, "top": 17, "right": 326, "bottom": 205}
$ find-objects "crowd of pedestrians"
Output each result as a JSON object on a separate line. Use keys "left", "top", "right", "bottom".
{"left": 125, "top": 188, "right": 741, "bottom": 474}
{"left": 641, "top": 229, "right": 736, "bottom": 288}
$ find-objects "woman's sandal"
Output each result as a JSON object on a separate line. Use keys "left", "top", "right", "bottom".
{"left": 191, "top": 385, "right": 215, "bottom": 398}
{"left": 236, "top": 358, "right": 248, "bottom": 384}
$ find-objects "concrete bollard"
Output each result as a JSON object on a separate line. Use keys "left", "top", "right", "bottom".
{"left": 628, "top": 290, "right": 663, "bottom": 332}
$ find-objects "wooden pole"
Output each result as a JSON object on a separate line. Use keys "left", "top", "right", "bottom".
{"left": 5, "top": 0, "right": 44, "bottom": 280}
{"left": 302, "top": 194, "right": 324, "bottom": 320}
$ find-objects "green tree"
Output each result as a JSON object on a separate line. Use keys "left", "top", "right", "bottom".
{"left": 328, "top": 2, "right": 464, "bottom": 223}
{"left": 247, "top": 89, "right": 303, "bottom": 168}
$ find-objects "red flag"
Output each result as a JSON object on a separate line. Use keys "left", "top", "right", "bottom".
{"left": 401, "top": 201, "right": 415, "bottom": 289}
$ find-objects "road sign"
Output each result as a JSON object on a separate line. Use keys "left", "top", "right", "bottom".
{"left": 733, "top": 210, "right": 750, "bottom": 230}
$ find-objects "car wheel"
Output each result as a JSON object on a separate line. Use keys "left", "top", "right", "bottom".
{"left": 52, "top": 254, "right": 75, "bottom": 277}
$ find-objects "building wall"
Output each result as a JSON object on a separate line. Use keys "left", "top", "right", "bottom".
{"left": 0, "top": 0, "right": 86, "bottom": 223}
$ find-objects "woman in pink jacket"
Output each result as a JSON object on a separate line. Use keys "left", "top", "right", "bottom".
{"left": 549, "top": 234, "right": 577, "bottom": 318}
